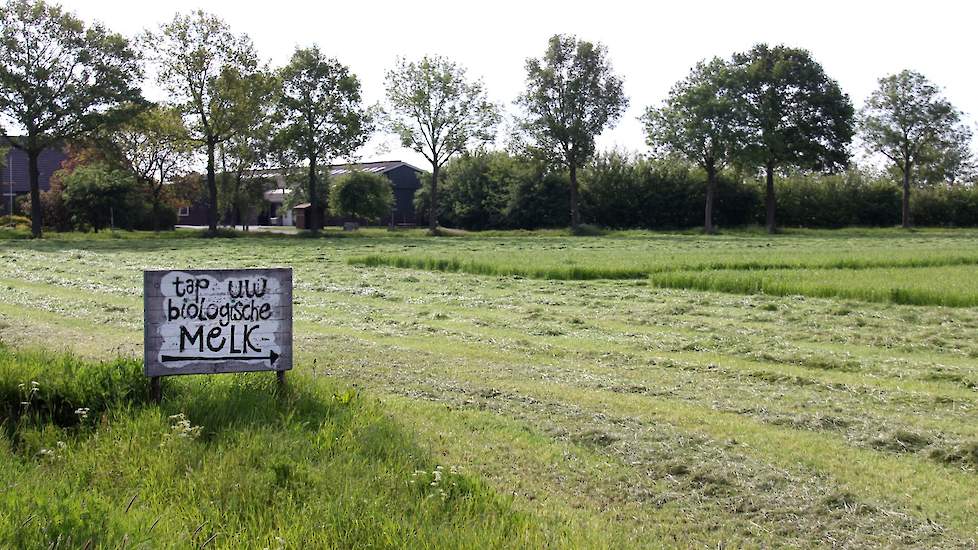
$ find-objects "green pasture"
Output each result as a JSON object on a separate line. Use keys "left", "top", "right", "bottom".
{"left": 2, "top": 227, "right": 978, "bottom": 548}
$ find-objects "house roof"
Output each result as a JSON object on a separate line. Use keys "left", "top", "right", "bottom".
{"left": 250, "top": 160, "right": 424, "bottom": 180}
{"left": 328, "top": 160, "right": 424, "bottom": 176}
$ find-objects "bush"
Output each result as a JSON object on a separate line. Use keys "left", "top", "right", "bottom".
{"left": 767, "top": 169, "right": 901, "bottom": 228}
{"left": 414, "top": 151, "right": 568, "bottom": 230}
{"left": 61, "top": 163, "right": 145, "bottom": 231}
{"left": 421, "top": 151, "right": 512, "bottom": 230}
{"left": 504, "top": 166, "right": 569, "bottom": 229}
{"left": 580, "top": 153, "right": 760, "bottom": 229}
{"left": 416, "top": 150, "right": 978, "bottom": 231}
{"left": 328, "top": 170, "right": 394, "bottom": 224}
{"left": 912, "top": 186, "right": 978, "bottom": 227}
{"left": 0, "top": 214, "right": 30, "bottom": 229}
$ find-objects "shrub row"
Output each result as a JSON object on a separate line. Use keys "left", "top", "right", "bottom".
{"left": 417, "top": 151, "right": 978, "bottom": 230}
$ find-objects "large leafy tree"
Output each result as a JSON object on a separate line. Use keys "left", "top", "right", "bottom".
{"left": 275, "top": 46, "right": 372, "bottom": 232}
{"left": 108, "top": 105, "right": 193, "bottom": 231}
{"left": 516, "top": 34, "right": 628, "bottom": 230}
{"left": 385, "top": 55, "right": 499, "bottom": 232}
{"left": 328, "top": 170, "right": 394, "bottom": 224}
{"left": 729, "top": 44, "right": 854, "bottom": 233}
{"left": 643, "top": 58, "right": 738, "bottom": 233}
{"left": 145, "top": 11, "right": 264, "bottom": 234}
{"left": 0, "top": 0, "right": 144, "bottom": 237}
{"left": 861, "top": 70, "right": 973, "bottom": 225}
{"left": 218, "top": 73, "right": 277, "bottom": 229}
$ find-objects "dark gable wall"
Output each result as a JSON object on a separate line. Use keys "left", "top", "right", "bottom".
{"left": 386, "top": 165, "right": 422, "bottom": 225}
{"left": 1, "top": 146, "right": 68, "bottom": 194}
{"left": 2, "top": 145, "right": 68, "bottom": 215}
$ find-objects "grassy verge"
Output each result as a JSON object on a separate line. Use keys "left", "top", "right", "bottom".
{"left": 0, "top": 346, "right": 549, "bottom": 548}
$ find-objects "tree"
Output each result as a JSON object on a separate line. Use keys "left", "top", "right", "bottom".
{"left": 431, "top": 150, "right": 513, "bottom": 230}
{"left": 385, "top": 55, "right": 499, "bottom": 232}
{"left": 0, "top": 0, "right": 144, "bottom": 237}
{"left": 218, "top": 113, "right": 276, "bottom": 229}
{"left": 61, "top": 162, "right": 140, "bottom": 231}
{"left": 861, "top": 70, "right": 973, "bottom": 226}
{"left": 145, "top": 11, "right": 265, "bottom": 234}
{"left": 516, "top": 34, "right": 628, "bottom": 230}
{"left": 728, "top": 44, "right": 854, "bottom": 233}
{"left": 213, "top": 70, "right": 276, "bottom": 229}
{"left": 328, "top": 170, "right": 393, "bottom": 224}
{"left": 108, "top": 105, "right": 193, "bottom": 231}
{"left": 278, "top": 165, "right": 330, "bottom": 212}
{"left": 276, "top": 46, "right": 372, "bottom": 232}
{"left": 917, "top": 125, "right": 976, "bottom": 186}
{"left": 643, "top": 58, "right": 739, "bottom": 233}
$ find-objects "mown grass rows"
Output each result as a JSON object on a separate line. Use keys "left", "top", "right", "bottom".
{"left": 311, "top": 327, "right": 978, "bottom": 547}
{"left": 5, "top": 230, "right": 978, "bottom": 547}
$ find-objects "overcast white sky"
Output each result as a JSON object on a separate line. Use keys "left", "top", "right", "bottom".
{"left": 65, "top": 0, "right": 978, "bottom": 169}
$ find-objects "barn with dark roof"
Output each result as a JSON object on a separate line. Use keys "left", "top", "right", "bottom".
{"left": 210, "top": 160, "right": 425, "bottom": 228}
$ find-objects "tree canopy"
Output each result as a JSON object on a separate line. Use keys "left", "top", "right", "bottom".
{"left": 0, "top": 0, "right": 144, "bottom": 237}
{"left": 516, "top": 34, "right": 628, "bottom": 230}
{"left": 643, "top": 57, "right": 739, "bottom": 233}
{"left": 728, "top": 44, "right": 854, "bottom": 233}
{"left": 107, "top": 105, "right": 193, "bottom": 230}
{"left": 328, "top": 170, "right": 393, "bottom": 223}
{"left": 860, "top": 70, "right": 973, "bottom": 227}
{"left": 276, "top": 46, "right": 372, "bottom": 231}
{"left": 145, "top": 10, "right": 266, "bottom": 233}
{"left": 385, "top": 55, "right": 499, "bottom": 231}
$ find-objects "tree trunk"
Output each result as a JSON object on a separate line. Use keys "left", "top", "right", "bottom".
{"left": 765, "top": 161, "right": 776, "bottom": 234}
{"left": 704, "top": 162, "right": 717, "bottom": 234}
{"left": 429, "top": 163, "right": 439, "bottom": 232}
{"left": 308, "top": 153, "right": 320, "bottom": 232}
{"left": 569, "top": 162, "right": 580, "bottom": 230}
{"left": 27, "top": 149, "right": 42, "bottom": 238}
{"left": 150, "top": 182, "right": 161, "bottom": 233}
{"left": 206, "top": 141, "right": 218, "bottom": 234}
{"left": 902, "top": 163, "right": 912, "bottom": 229}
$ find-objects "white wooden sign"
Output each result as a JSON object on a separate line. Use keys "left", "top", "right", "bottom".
{"left": 143, "top": 268, "right": 293, "bottom": 377}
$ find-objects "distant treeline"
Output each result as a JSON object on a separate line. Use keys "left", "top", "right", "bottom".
{"left": 417, "top": 151, "right": 978, "bottom": 230}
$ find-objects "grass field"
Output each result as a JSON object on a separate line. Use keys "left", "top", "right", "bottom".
{"left": 2, "top": 227, "right": 978, "bottom": 548}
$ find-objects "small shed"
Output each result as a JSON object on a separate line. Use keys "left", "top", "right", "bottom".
{"left": 292, "top": 203, "right": 311, "bottom": 229}
{"left": 292, "top": 203, "right": 328, "bottom": 229}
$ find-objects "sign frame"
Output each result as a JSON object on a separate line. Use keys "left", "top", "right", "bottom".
{"left": 143, "top": 267, "right": 293, "bottom": 392}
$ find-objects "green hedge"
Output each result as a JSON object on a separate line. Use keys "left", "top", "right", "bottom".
{"left": 414, "top": 151, "right": 978, "bottom": 230}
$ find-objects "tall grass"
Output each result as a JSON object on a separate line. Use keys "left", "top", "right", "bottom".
{"left": 650, "top": 266, "right": 978, "bottom": 307}
{"left": 0, "top": 346, "right": 548, "bottom": 548}
{"left": 350, "top": 254, "right": 648, "bottom": 280}
{"left": 349, "top": 252, "right": 978, "bottom": 281}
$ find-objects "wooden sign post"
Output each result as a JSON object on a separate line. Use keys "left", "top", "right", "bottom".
{"left": 143, "top": 268, "right": 293, "bottom": 401}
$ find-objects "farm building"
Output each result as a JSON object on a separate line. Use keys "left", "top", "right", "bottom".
{"left": 177, "top": 160, "right": 424, "bottom": 228}
{"left": 0, "top": 139, "right": 68, "bottom": 216}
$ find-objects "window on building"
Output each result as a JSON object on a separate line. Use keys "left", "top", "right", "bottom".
{"left": 178, "top": 207, "right": 189, "bottom": 217}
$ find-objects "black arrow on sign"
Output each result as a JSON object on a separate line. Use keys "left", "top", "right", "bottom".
{"left": 161, "top": 350, "right": 279, "bottom": 365}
